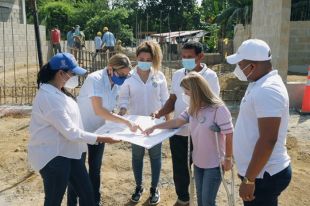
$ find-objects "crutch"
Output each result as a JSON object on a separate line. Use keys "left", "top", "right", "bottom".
{"left": 210, "top": 123, "right": 235, "bottom": 206}
{"left": 187, "top": 134, "right": 195, "bottom": 206}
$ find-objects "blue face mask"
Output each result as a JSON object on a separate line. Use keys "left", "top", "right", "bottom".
{"left": 137, "top": 61, "right": 152, "bottom": 71}
{"left": 182, "top": 58, "right": 196, "bottom": 71}
{"left": 111, "top": 74, "right": 127, "bottom": 85}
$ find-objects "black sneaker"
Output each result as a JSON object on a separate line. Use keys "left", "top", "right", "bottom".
{"left": 130, "top": 186, "right": 144, "bottom": 203}
{"left": 149, "top": 187, "right": 160, "bottom": 205}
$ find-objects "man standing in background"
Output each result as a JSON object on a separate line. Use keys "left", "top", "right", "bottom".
{"left": 102, "top": 27, "right": 116, "bottom": 53}
{"left": 51, "top": 25, "right": 61, "bottom": 54}
{"left": 67, "top": 27, "right": 75, "bottom": 53}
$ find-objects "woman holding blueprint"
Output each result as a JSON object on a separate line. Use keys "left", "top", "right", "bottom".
{"left": 118, "top": 40, "right": 169, "bottom": 205}
{"left": 68, "top": 54, "right": 141, "bottom": 206}
{"left": 144, "top": 72, "right": 234, "bottom": 206}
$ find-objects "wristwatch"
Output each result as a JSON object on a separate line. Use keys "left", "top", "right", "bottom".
{"left": 242, "top": 177, "right": 255, "bottom": 185}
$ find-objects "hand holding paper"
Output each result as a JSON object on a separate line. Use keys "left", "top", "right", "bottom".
{"left": 95, "top": 115, "right": 181, "bottom": 149}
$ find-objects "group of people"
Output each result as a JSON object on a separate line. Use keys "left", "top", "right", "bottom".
{"left": 51, "top": 25, "right": 86, "bottom": 56}
{"left": 28, "top": 38, "right": 292, "bottom": 206}
{"left": 66, "top": 25, "right": 86, "bottom": 58}
{"left": 93, "top": 27, "right": 118, "bottom": 59}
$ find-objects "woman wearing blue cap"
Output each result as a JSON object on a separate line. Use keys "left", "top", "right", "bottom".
{"left": 67, "top": 53, "right": 142, "bottom": 206}
{"left": 28, "top": 53, "right": 121, "bottom": 206}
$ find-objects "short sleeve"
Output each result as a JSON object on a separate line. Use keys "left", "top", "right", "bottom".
{"left": 253, "top": 87, "right": 286, "bottom": 118}
{"left": 118, "top": 80, "right": 130, "bottom": 109}
{"left": 86, "top": 76, "right": 105, "bottom": 98}
{"left": 159, "top": 73, "right": 169, "bottom": 106}
{"left": 204, "top": 72, "right": 220, "bottom": 96}
{"left": 178, "top": 109, "right": 190, "bottom": 123}
{"left": 171, "top": 71, "right": 178, "bottom": 94}
{"left": 215, "top": 106, "right": 233, "bottom": 135}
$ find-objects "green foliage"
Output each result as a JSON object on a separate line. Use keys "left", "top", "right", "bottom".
{"left": 216, "top": 0, "right": 253, "bottom": 27}
{"left": 84, "top": 8, "right": 133, "bottom": 45}
{"left": 39, "top": 1, "right": 74, "bottom": 36}
{"left": 204, "top": 24, "right": 220, "bottom": 52}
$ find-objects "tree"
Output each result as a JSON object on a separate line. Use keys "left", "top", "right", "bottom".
{"left": 201, "top": 0, "right": 228, "bottom": 23}
{"left": 215, "top": 0, "right": 252, "bottom": 37}
{"left": 39, "top": 1, "right": 75, "bottom": 38}
{"left": 85, "top": 8, "right": 133, "bottom": 45}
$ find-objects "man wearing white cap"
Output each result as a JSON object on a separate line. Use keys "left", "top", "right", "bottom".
{"left": 226, "top": 39, "right": 291, "bottom": 206}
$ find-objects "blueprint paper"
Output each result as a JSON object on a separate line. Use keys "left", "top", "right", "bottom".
{"left": 95, "top": 115, "right": 181, "bottom": 149}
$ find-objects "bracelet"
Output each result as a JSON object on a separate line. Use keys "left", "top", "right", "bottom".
{"left": 224, "top": 156, "right": 233, "bottom": 161}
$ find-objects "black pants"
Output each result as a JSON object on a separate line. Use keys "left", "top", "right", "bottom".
{"left": 40, "top": 156, "right": 95, "bottom": 206}
{"left": 169, "top": 135, "right": 193, "bottom": 202}
{"left": 52, "top": 43, "right": 61, "bottom": 54}
{"left": 67, "top": 144, "right": 105, "bottom": 206}
{"left": 240, "top": 164, "right": 292, "bottom": 206}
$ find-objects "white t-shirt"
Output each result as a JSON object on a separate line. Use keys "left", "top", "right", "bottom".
{"left": 233, "top": 70, "right": 291, "bottom": 178}
{"left": 77, "top": 68, "right": 120, "bottom": 132}
{"left": 118, "top": 68, "right": 169, "bottom": 115}
{"left": 28, "top": 84, "right": 97, "bottom": 172}
{"left": 171, "top": 63, "right": 220, "bottom": 136}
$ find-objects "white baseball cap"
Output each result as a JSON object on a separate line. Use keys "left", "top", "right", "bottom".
{"left": 226, "top": 39, "right": 272, "bottom": 64}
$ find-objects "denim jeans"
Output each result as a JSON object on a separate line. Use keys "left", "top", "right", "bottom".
{"left": 132, "top": 143, "right": 162, "bottom": 188}
{"left": 39, "top": 156, "right": 95, "bottom": 206}
{"left": 241, "top": 165, "right": 292, "bottom": 206}
{"left": 169, "top": 135, "right": 193, "bottom": 202}
{"left": 67, "top": 144, "right": 105, "bottom": 206}
{"left": 194, "top": 166, "right": 221, "bottom": 206}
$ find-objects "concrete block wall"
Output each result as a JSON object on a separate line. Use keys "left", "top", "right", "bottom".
{"left": 289, "top": 21, "right": 310, "bottom": 74}
{"left": 0, "top": 22, "right": 47, "bottom": 71}
{"left": 233, "top": 24, "right": 251, "bottom": 52}
{"left": 251, "top": 0, "right": 291, "bottom": 81}
{"left": 0, "top": 0, "right": 23, "bottom": 23}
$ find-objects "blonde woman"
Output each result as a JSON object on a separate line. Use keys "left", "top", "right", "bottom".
{"left": 118, "top": 41, "right": 169, "bottom": 205}
{"left": 68, "top": 54, "right": 141, "bottom": 206}
{"left": 144, "top": 72, "right": 233, "bottom": 206}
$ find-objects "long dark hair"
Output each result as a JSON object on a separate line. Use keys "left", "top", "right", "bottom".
{"left": 37, "top": 63, "right": 76, "bottom": 100}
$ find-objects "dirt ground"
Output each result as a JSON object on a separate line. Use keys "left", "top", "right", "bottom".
{"left": 0, "top": 112, "right": 309, "bottom": 206}
{"left": 0, "top": 63, "right": 309, "bottom": 205}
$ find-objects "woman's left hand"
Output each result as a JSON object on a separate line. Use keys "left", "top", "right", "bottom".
{"left": 222, "top": 159, "right": 233, "bottom": 171}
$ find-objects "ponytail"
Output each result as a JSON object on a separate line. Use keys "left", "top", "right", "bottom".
{"left": 37, "top": 63, "right": 58, "bottom": 89}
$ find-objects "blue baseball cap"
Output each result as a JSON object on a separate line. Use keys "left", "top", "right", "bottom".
{"left": 49, "top": 53, "right": 87, "bottom": 76}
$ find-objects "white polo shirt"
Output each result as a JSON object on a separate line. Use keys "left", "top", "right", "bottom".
{"left": 28, "top": 84, "right": 97, "bottom": 172}
{"left": 77, "top": 68, "right": 119, "bottom": 132}
{"left": 118, "top": 68, "right": 169, "bottom": 115}
{"left": 233, "top": 70, "right": 291, "bottom": 178}
{"left": 171, "top": 63, "right": 220, "bottom": 136}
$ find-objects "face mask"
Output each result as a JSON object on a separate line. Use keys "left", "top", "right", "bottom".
{"left": 111, "top": 74, "right": 127, "bottom": 85}
{"left": 182, "top": 93, "right": 190, "bottom": 105}
{"left": 233, "top": 64, "right": 252, "bottom": 81}
{"left": 64, "top": 75, "right": 79, "bottom": 89}
{"left": 137, "top": 61, "right": 152, "bottom": 71}
{"left": 182, "top": 58, "right": 196, "bottom": 71}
